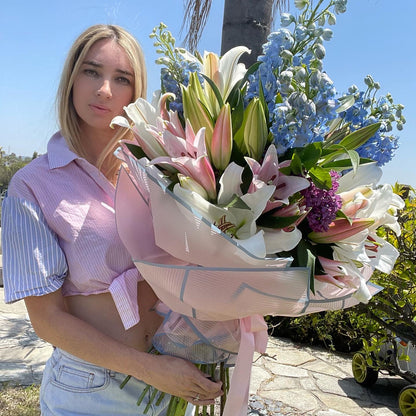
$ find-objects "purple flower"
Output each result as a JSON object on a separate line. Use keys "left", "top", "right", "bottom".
{"left": 301, "top": 171, "right": 342, "bottom": 232}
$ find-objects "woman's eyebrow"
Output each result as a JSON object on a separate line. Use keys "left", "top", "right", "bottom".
{"left": 82, "top": 60, "right": 133, "bottom": 77}
{"left": 83, "top": 60, "right": 102, "bottom": 68}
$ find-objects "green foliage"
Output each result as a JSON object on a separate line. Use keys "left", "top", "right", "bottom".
{"left": 269, "top": 184, "right": 416, "bottom": 353}
{"left": 268, "top": 307, "right": 378, "bottom": 352}
{"left": 0, "top": 149, "right": 33, "bottom": 194}
{"left": 0, "top": 148, "right": 34, "bottom": 224}
{"left": 365, "top": 184, "right": 416, "bottom": 341}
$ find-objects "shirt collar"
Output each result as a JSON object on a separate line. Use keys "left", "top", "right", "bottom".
{"left": 47, "top": 131, "right": 80, "bottom": 169}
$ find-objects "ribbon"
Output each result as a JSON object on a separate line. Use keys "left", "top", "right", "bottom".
{"left": 223, "top": 315, "right": 268, "bottom": 416}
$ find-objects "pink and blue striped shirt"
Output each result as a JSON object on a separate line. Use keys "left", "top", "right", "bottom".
{"left": 1, "top": 132, "right": 143, "bottom": 329}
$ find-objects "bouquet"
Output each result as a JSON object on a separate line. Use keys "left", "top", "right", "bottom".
{"left": 112, "top": 1, "right": 405, "bottom": 415}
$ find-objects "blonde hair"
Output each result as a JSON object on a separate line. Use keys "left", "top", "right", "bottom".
{"left": 57, "top": 24, "right": 147, "bottom": 179}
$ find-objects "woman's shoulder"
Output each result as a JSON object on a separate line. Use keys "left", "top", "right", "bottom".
{"left": 8, "top": 132, "right": 70, "bottom": 195}
{"left": 6, "top": 155, "right": 49, "bottom": 203}
{"left": 8, "top": 154, "right": 50, "bottom": 187}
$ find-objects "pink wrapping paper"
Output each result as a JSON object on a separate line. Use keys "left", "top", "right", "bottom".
{"left": 114, "top": 149, "right": 381, "bottom": 416}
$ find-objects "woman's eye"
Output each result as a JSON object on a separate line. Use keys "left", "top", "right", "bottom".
{"left": 116, "top": 76, "right": 131, "bottom": 85}
{"left": 84, "top": 69, "right": 99, "bottom": 78}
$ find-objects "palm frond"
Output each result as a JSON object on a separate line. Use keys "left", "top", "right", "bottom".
{"left": 181, "top": 0, "right": 212, "bottom": 52}
{"left": 181, "top": 0, "right": 289, "bottom": 51}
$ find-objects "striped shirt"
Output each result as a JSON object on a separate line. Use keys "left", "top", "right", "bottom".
{"left": 1, "top": 132, "right": 143, "bottom": 329}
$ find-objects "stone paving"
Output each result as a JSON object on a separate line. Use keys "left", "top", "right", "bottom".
{"left": 0, "top": 287, "right": 406, "bottom": 415}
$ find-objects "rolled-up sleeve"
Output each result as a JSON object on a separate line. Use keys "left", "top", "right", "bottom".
{"left": 1, "top": 195, "right": 67, "bottom": 303}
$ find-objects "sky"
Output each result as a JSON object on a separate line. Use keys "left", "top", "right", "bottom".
{"left": 1, "top": 0, "right": 415, "bottom": 186}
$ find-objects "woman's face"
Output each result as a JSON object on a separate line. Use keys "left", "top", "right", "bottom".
{"left": 72, "top": 38, "right": 134, "bottom": 139}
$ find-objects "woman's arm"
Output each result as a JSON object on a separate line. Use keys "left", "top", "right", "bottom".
{"left": 25, "top": 289, "right": 223, "bottom": 405}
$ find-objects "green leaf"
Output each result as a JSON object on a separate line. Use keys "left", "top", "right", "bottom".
{"left": 278, "top": 166, "right": 292, "bottom": 176}
{"left": 231, "top": 90, "right": 245, "bottom": 134}
{"left": 258, "top": 80, "right": 270, "bottom": 128}
{"left": 233, "top": 111, "right": 248, "bottom": 155}
{"left": 275, "top": 92, "right": 283, "bottom": 104}
{"left": 338, "top": 122, "right": 381, "bottom": 150}
{"left": 321, "top": 157, "right": 374, "bottom": 169}
{"left": 226, "top": 61, "right": 261, "bottom": 104}
{"left": 324, "top": 123, "right": 350, "bottom": 147}
{"left": 308, "top": 166, "right": 332, "bottom": 190}
{"left": 295, "top": 240, "right": 316, "bottom": 294}
{"left": 197, "top": 99, "right": 215, "bottom": 125}
{"left": 347, "top": 149, "right": 360, "bottom": 174}
{"left": 221, "top": 194, "right": 250, "bottom": 210}
{"left": 336, "top": 209, "right": 353, "bottom": 224}
{"left": 257, "top": 215, "right": 301, "bottom": 229}
{"left": 201, "top": 74, "right": 224, "bottom": 109}
{"left": 230, "top": 141, "right": 247, "bottom": 167}
{"left": 291, "top": 152, "right": 303, "bottom": 175}
{"left": 336, "top": 95, "right": 355, "bottom": 113}
{"left": 124, "top": 142, "right": 147, "bottom": 160}
{"left": 240, "top": 163, "right": 253, "bottom": 194}
{"left": 299, "top": 143, "right": 322, "bottom": 170}
{"left": 239, "top": 61, "right": 261, "bottom": 86}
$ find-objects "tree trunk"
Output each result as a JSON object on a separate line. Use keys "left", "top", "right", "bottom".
{"left": 221, "top": 0, "right": 275, "bottom": 67}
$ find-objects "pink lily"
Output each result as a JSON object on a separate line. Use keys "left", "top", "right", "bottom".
{"left": 203, "top": 52, "right": 221, "bottom": 115}
{"left": 211, "top": 103, "right": 233, "bottom": 171}
{"left": 315, "top": 256, "right": 358, "bottom": 289}
{"left": 178, "top": 174, "right": 209, "bottom": 200}
{"left": 245, "top": 144, "right": 310, "bottom": 207}
{"left": 267, "top": 202, "right": 310, "bottom": 230}
{"left": 152, "top": 154, "right": 217, "bottom": 201}
{"left": 153, "top": 125, "right": 205, "bottom": 160}
{"left": 308, "top": 218, "right": 375, "bottom": 244}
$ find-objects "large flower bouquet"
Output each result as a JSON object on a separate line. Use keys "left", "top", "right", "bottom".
{"left": 112, "top": 1, "right": 405, "bottom": 415}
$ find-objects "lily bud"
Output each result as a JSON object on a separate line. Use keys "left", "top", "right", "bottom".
{"left": 243, "top": 98, "right": 268, "bottom": 161}
{"left": 181, "top": 72, "right": 214, "bottom": 148}
{"left": 203, "top": 52, "right": 221, "bottom": 115}
{"left": 211, "top": 104, "right": 233, "bottom": 171}
{"left": 308, "top": 218, "right": 375, "bottom": 244}
{"left": 178, "top": 174, "right": 209, "bottom": 200}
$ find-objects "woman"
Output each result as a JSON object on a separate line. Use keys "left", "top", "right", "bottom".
{"left": 1, "top": 24, "right": 222, "bottom": 415}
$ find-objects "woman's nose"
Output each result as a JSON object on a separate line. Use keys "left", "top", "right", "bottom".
{"left": 97, "top": 80, "right": 112, "bottom": 99}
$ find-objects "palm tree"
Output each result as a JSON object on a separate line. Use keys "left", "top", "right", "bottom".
{"left": 182, "top": 0, "right": 288, "bottom": 66}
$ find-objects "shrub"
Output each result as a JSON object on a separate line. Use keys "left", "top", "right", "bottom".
{"left": 268, "top": 184, "right": 416, "bottom": 353}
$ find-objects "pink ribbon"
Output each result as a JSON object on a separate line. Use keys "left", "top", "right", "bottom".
{"left": 223, "top": 315, "right": 268, "bottom": 416}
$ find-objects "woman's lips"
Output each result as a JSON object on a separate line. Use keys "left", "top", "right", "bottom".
{"left": 90, "top": 104, "right": 111, "bottom": 114}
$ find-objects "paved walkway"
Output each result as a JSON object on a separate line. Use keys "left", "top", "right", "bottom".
{"left": 0, "top": 287, "right": 405, "bottom": 415}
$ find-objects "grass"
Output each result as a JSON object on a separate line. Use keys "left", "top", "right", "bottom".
{"left": 0, "top": 384, "right": 41, "bottom": 416}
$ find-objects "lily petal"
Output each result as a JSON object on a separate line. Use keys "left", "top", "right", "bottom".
{"left": 338, "top": 162, "right": 382, "bottom": 193}
{"left": 235, "top": 230, "right": 266, "bottom": 258}
{"left": 218, "top": 162, "right": 244, "bottom": 205}
{"left": 263, "top": 227, "right": 302, "bottom": 254}
{"left": 218, "top": 46, "right": 250, "bottom": 100}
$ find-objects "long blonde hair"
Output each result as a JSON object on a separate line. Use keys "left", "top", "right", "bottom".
{"left": 57, "top": 24, "right": 147, "bottom": 179}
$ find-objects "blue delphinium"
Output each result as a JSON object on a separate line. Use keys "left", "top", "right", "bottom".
{"left": 247, "top": 0, "right": 347, "bottom": 156}
{"left": 338, "top": 79, "right": 405, "bottom": 166}
{"left": 160, "top": 59, "right": 200, "bottom": 114}
{"left": 151, "top": 23, "right": 201, "bottom": 116}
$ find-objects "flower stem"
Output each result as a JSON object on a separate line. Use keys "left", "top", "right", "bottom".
{"left": 119, "top": 375, "right": 131, "bottom": 390}
{"left": 136, "top": 385, "right": 151, "bottom": 407}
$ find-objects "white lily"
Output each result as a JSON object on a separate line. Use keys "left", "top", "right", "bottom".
{"left": 218, "top": 46, "right": 251, "bottom": 101}
{"left": 111, "top": 97, "right": 168, "bottom": 159}
{"left": 218, "top": 162, "right": 244, "bottom": 205}
{"left": 262, "top": 227, "right": 302, "bottom": 254}
{"left": 333, "top": 183, "right": 404, "bottom": 276}
{"left": 173, "top": 183, "right": 265, "bottom": 255}
{"left": 337, "top": 162, "right": 382, "bottom": 193}
{"left": 173, "top": 168, "right": 275, "bottom": 258}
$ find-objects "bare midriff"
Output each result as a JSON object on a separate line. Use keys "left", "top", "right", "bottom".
{"left": 64, "top": 280, "right": 163, "bottom": 352}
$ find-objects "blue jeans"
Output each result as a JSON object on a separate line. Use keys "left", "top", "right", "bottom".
{"left": 40, "top": 348, "right": 195, "bottom": 416}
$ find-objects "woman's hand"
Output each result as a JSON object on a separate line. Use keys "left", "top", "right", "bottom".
{"left": 138, "top": 354, "right": 223, "bottom": 406}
